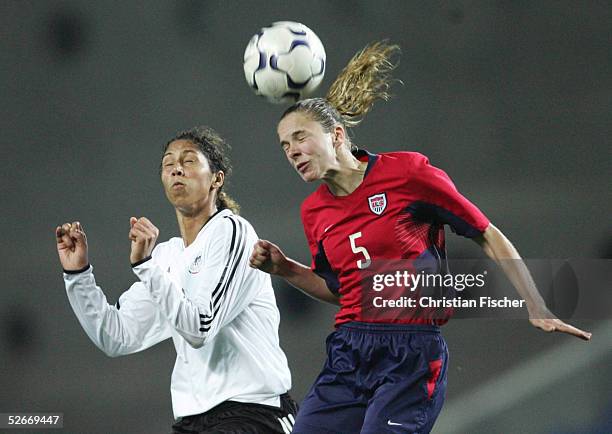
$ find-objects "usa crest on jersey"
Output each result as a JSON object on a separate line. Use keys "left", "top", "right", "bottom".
{"left": 368, "top": 193, "right": 387, "bottom": 215}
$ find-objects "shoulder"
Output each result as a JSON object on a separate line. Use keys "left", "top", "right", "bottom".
{"left": 207, "top": 210, "right": 257, "bottom": 245}
{"left": 378, "top": 151, "right": 429, "bottom": 167}
{"left": 379, "top": 151, "right": 445, "bottom": 181}
{"left": 222, "top": 211, "right": 256, "bottom": 235}
{"left": 300, "top": 184, "right": 327, "bottom": 214}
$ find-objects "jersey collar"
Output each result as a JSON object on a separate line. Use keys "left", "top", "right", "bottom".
{"left": 353, "top": 149, "right": 378, "bottom": 179}
{"left": 183, "top": 208, "right": 232, "bottom": 250}
{"left": 319, "top": 149, "right": 379, "bottom": 200}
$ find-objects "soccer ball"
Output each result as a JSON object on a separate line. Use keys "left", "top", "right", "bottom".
{"left": 243, "top": 21, "right": 326, "bottom": 104}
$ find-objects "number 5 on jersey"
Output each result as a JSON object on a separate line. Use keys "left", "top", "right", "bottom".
{"left": 349, "top": 232, "right": 371, "bottom": 269}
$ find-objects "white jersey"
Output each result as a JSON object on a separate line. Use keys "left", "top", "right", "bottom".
{"left": 63, "top": 209, "right": 292, "bottom": 418}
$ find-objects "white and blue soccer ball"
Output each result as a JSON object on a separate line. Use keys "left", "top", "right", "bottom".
{"left": 243, "top": 21, "right": 326, "bottom": 104}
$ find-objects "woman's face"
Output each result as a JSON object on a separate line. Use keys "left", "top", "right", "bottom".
{"left": 277, "top": 111, "right": 337, "bottom": 182}
{"left": 160, "top": 140, "right": 219, "bottom": 213}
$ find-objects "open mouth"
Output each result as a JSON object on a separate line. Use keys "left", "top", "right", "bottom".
{"left": 296, "top": 162, "right": 309, "bottom": 173}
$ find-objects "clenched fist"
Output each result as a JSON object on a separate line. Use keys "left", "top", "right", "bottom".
{"left": 56, "top": 221, "right": 89, "bottom": 271}
{"left": 129, "top": 217, "right": 159, "bottom": 265}
{"left": 249, "top": 239, "right": 290, "bottom": 277}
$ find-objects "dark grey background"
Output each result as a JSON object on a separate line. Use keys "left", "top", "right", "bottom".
{"left": 1, "top": 1, "right": 610, "bottom": 433}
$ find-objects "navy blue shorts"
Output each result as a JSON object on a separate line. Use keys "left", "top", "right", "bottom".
{"left": 293, "top": 322, "right": 448, "bottom": 434}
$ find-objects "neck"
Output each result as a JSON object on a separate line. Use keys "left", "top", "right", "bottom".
{"left": 324, "top": 148, "right": 368, "bottom": 196}
{"left": 175, "top": 202, "right": 218, "bottom": 247}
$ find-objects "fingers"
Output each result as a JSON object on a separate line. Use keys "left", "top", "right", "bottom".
{"left": 128, "top": 217, "right": 159, "bottom": 241}
{"left": 249, "top": 240, "right": 271, "bottom": 268}
{"left": 56, "top": 221, "right": 87, "bottom": 249}
{"left": 55, "top": 226, "right": 65, "bottom": 243}
{"left": 71, "top": 221, "right": 86, "bottom": 244}
{"left": 57, "top": 222, "right": 75, "bottom": 248}
{"left": 129, "top": 223, "right": 148, "bottom": 241}
{"left": 129, "top": 217, "right": 158, "bottom": 233}
{"left": 255, "top": 239, "right": 280, "bottom": 255}
{"left": 138, "top": 216, "right": 154, "bottom": 227}
{"left": 532, "top": 318, "right": 592, "bottom": 341}
{"left": 554, "top": 321, "right": 592, "bottom": 341}
{"left": 254, "top": 239, "right": 273, "bottom": 254}
{"left": 128, "top": 217, "right": 158, "bottom": 264}
{"left": 58, "top": 222, "right": 83, "bottom": 234}
{"left": 255, "top": 239, "right": 272, "bottom": 249}
{"left": 128, "top": 226, "right": 138, "bottom": 241}
{"left": 129, "top": 223, "right": 151, "bottom": 242}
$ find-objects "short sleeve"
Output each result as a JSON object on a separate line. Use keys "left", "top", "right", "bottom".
{"left": 407, "top": 153, "right": 490, "bottom": 238}
{"left": 300, "top": 203, "right": 341, "bottom": 295}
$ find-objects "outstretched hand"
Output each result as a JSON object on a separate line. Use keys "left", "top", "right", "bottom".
{"left": 56, "top": 221, "right": 89, "bottom": 271}
{"left": 129, "top": 217, "right": 159, "bottom": 264}
{"left": 528, "top": 306, "right": 592, "bottom": 341}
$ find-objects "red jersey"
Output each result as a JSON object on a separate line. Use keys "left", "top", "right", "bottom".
{"left": 301, "top": 151, "right": 490, "bottom": 327}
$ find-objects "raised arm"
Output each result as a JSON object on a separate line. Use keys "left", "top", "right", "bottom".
{"left": 403, "top": 154, "right": 591, "bottom": 341}
{"left": 56, "top": 222, "right": 171, "bottom": 357}
{"left": 250, "top": 239, "right": 340, "bottom": 305}
{"left": 129, "top": 215, "right": 270, "bottom": 348}
{"left": 475, "top": 223, "right": 591, "bottom": 341}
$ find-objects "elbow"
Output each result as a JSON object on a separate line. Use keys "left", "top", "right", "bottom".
{"left": 189, "top": 340, "right": 205, "bottom": 349}
{"left": 104, "top": 351, "right": 123, "bottom": 358}
{"left": 100, "top": 346, "right": 125, "bottom": 358}
{"left": 185, "top": 336, "right": 206, "bottom": 349}
{"left": 95, "top": 336, "right": 127, "bottom": 358}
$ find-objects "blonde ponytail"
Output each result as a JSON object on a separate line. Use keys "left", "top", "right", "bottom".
{"left": 326, "top": 41, "right": 401, "bottom": 127}
{"left": 280, "top": 41, "right": 401, "bottom": 140}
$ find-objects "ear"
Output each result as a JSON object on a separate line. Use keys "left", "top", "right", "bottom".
{"left": 332, "top": 125, "right": 346, "bottom": 149}
{"left": 211, "top": 171, "right": 225, "bottom": 189}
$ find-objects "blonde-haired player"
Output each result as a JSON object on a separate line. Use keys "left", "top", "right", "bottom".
{"left": 250, "top": 42, "right": 591, "bottom": 433}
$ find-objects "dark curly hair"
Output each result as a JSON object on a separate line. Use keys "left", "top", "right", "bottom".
{"left": 162, "top": 126, "right": 240, "bottom": 214}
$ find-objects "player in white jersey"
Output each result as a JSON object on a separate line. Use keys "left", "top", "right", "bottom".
{"left": 56, "top": 126, "right": 297, "bottom": 434}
